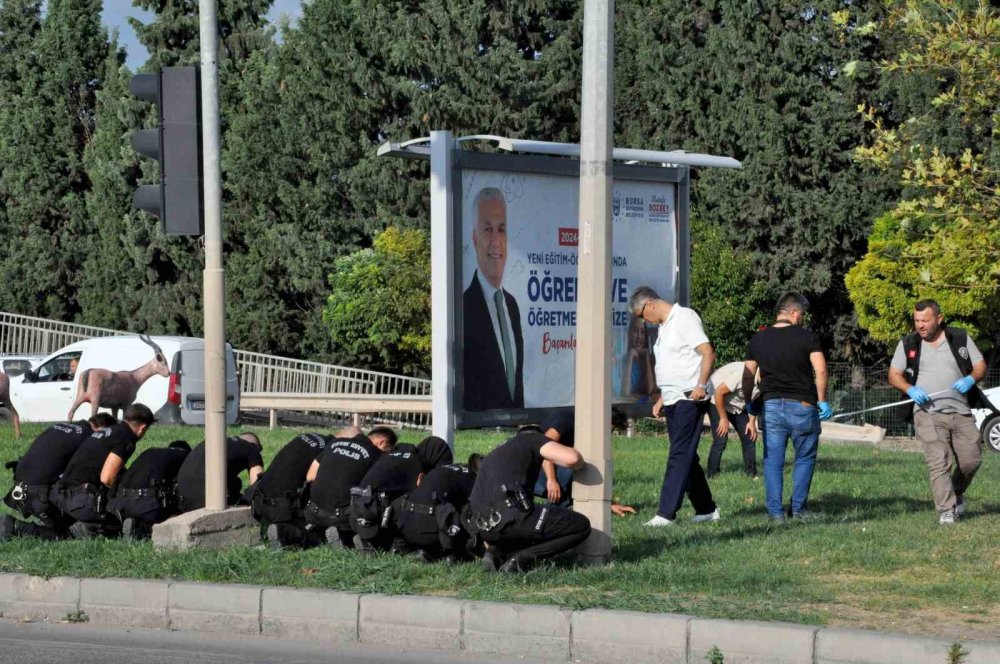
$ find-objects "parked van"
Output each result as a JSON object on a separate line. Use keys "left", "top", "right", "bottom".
{"left": 7, "top": 336, "right": 239, "bottom": 425}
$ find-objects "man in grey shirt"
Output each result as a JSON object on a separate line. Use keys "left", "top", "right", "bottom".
{"left": 888, "top": 299, "right": 987, "bottom": 525}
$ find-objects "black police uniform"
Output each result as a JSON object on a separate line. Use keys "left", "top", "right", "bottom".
{"left": 53, "top": 423, "right": 139, "bottom": 538}
{"left": 397, "top": 463, "right": 476, "bottom": 561}
{"left": 176, "top": 437, "right": 264, "bottom": 512}
{"left": 107, "top": 445, "right": 190, "bottom": 539}
{"left": 467, "top": 431, "right": 591, "bottom": 572}
{"left": 304, "top": 433, "right": 385, "bottom": 547}
{"left": 2, "top": 421, "right": 94, "bottom": 539}
{"left": 248, "top": 432, "right": 329, "bottom": 547}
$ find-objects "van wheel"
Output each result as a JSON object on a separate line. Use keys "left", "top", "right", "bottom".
{"left": 981, "top": 416, "right": 1000, "bottom": 454}
{"left": 0, "top": 407, "right": 11, "bottom": 422}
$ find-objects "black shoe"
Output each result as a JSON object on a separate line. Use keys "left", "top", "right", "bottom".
{"left": 0, "top": 514, "right": 14, "bottom": 542}
{"left": 353, "top": 534, "right": 376, "bottom": 556}
{"left": 499, "top": 555, "right": 533, "bottom": 573}
{"left": 68, "top": 522, "right": 93, "bottom": 540}
{"left": 482, "top": 547, "right": 505, "bottom": 572}
{"left": 266, "top": 524, "right": 283, "bottom": 551}
{"left": 389, "top": 537, "right": 411, "bottom": 555}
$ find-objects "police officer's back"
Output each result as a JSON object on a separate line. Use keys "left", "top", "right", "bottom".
{"left": 398, "top": 455, "right": 481, "bottom": 562}
{"left": 176, "top": 433, "right": 264, "bottom": 512}
{"left": 109, "top": 440, "right": 191, "bottom": 540}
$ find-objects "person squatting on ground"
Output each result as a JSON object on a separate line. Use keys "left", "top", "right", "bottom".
{"left": 629, "top": 286, "right": 720, "bottom": 527}
{"left": 108, "top": 440, "right": 191, "bottom": 541}
{"left": 743, "top": 293, "right": 832, "bottom": 521}
{"left": 176, "top": 433, "right": 264, "bottom": 512}
{"left": 0, "top": 413, "right": 117, "bottom": 541}
{"left": 465, "top": 428, "right": 590, "bottom": 573}
{"left": 349, "top": 436, "right": 453, "bottom": 553}
{"left": 51, "top": 404, "right": 156, "bottom": 538}
{"left": 707, "top": 361, "right": 759, "bottom": 478}
{"left": 304, "top": 426, "right": 397, "bottom": 548}
{"left": 887, "top": 299, "right": 989, "bottom": 526}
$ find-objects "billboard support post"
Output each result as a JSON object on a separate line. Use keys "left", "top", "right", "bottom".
{"left": 573, "top": 0, "right": 615, "bottom": 564}
{"left": 430, "top": 131, "right": 457, "bottom": 448}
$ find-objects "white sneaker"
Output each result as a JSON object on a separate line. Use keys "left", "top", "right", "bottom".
{"left": 939, "top": 509, "right": 956, "bottom": 526}
{"left": 692, "top": 508, "right": 721, "bottom": 524}
{"left": 644, "top": 515, "right": 674, "bottom": 527}
{"left": 956, "top": 497, "right": 966, "bottom": 516}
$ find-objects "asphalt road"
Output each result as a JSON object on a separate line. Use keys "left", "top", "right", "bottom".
{"left": 0, "top": 620, "right": 558, "bottom": 664}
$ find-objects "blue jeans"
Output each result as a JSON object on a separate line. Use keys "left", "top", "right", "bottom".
{"left": 534, "top": 465, "right": 574, "bottom": 508}
{"left": 762, "top": 399, "right": 820, "bottom": 516}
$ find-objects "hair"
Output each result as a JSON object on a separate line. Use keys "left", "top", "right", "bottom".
{"left": 368, "top": 426, "right": 398, "bottom": 449}
{"left": 467, "top": 453, "right": 484, "bottom": 474}
{"left": 472, "top": 187, "right": 506, "bottom": 224}
{"left": 517, "top": 424, "right": 545, "bottom": 435}
{"left": 88, "top": 413, "right": 117, "bottom": 429}
{"left": 238, "top": 431, "right": 262, "bottom": 449}
{"left": 628, "top": 285, "right": 661, "bottom": 316}
{"left": 123, "top": 403, "right": 155, "bottom": 426}
{"left": 775, "top": 292, "right": 810, "bottom": 316}
{"left": 168, "top": 440, "right": 192, "bottom": 452}
{"left": 610, "top": 407, "right": 629, "bottom": 433}
{"left": 914, "top": 299, "right": 941, "bottom": 316}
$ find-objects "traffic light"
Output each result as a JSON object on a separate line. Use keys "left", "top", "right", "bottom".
{"left": 130, "top": 67, "right": 204, "bottom": 236}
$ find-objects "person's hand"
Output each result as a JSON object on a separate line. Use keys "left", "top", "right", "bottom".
{"left": 818, "top": 401, "right": 833, "bottom": 420}
{"left": 546, "top": 479, "right": 562, "bottom": 503}
{"left": 611, "top": 502, "right": 636, "bottom": 517}
{"left": 746, "top": 417, "right": 758, "bottom": 442}
{"left": 953, "top": 376, "right": 976, "bottom": 394}
{"left": 689, "top": 386, "right": 707, "bottom": 401}
{"left": 715, "top": 416, "right": 730, "bottom": 438}
{"left": 652, "top": 395, "right": 664, "bottom": 418}
{"left": 907, "top": 386, "right": 931, "bottom": 405}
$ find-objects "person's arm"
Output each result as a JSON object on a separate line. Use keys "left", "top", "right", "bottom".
{"left": 887, "top": 366, "right": 912, "bottom": 395}
{"left": 742, "top": 361, "right": 758, "bottom": 411}
{"left": 540, "top": 441, "right": 584, "bottom": 471}
{"left": 541, "top": 459, "right": 561, "bottom": 503}
{"left": 248, "top": 464, "right": 264, "bottom": 484}
{"left": 713, "top": 384, "right": 731, "bottom": 437}
{"left": 306, "top": 459, "right": 320, "bottom": 483}
{"left": 688, "top": 342, "right": 715, "bottom": 401}
{"left": 99, "top": 453, "right": 126, "bottom": 487}
{"left": 810, "top": 352, "right": 828, "bottom": 403}
{"left": 972, "top": 359, "right": 987, "bottom": 382}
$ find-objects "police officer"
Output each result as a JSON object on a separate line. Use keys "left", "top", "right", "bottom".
{"left": 108, "top": 440, "right": 191, "bottom": 541}
{"left": 176, "top": 433, "right": 264, "bottom": 512}
{"left": 466, "top": 428, "right": 590, "bottom": 573}
{"left": 304, "top": 426, "right": 397, "bottom": 548}
{"left": 0, "top": 413, "right": 117, "bottom": 541}
{"left": 53, "top": 404, "right": 156, "bottom": 539}
{"left": 248, "top": 432, "right": 331, "bottom": 549}
{"left": 397, "top": 454, "right": 483, "bottom": 563}
{"left": 350, "top": 436, "right": 453, "bottom": 553}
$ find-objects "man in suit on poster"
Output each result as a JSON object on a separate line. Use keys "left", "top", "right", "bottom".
{"left": 463, "top": 187, "right": 524, "bottom": 411}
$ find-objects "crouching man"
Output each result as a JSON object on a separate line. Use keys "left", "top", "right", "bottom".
{"left": 176, "top": 433, "right": 264, "bottom": 512}
{"left": 108, "top": 440, "right": 191, "bottom": 541}
{"left": 466, "top": 428, "right": 590, "bottom": 573}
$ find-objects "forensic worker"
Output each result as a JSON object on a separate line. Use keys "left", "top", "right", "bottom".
{"left": 888, "top": 299, "right": 988, "bottom": 525}
{"left": 176, "top": 433, "right": 264, "bottom": 512}
{"left": 743, "top": 293, "right": 832, "bottom": 521}
{"left": 109, "top": 440, "right": 191, "bottom": 541}
{"left": 629, "top": 286, "right": 719, "bottom": 527}
{"left": 706, "top": 361, "right": 759, "bottom": 478}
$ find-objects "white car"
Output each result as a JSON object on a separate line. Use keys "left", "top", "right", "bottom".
{"left": 972, "top": 386, "right": 1000, "bottom": 454}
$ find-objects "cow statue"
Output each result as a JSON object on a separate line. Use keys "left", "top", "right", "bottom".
{"left": 67, "top": 335, "right": 170, "bottom": 420}
{"left": 0, "top": 371, "right": 21, "bottom": 438}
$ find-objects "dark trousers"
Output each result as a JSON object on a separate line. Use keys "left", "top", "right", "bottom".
{"left": 303, "top": 500, "right": 355, "bottom": 548}
{"left": 3, "top": 484, "right": 71, "bottom": 539}
{"left": 707, "top": 409, "right": 758, "bottom": 477}
{"left": 483, "top": 505, "right": 591, "bottom": 567}
{"left": 658, "top": 399, "right": 716, "bottom": 520}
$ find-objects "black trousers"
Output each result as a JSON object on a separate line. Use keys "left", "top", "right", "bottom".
{"left": 3, "top": 485, "right": 70, "bottom": 540}
{"left": 54, "top": 484, "right": 120, "bottom": 538}
{"left": 108, "top": 494, "right": 176, "bottom": 540}
{"left": 303, "top": 500, "right": 354, "bottom": 548}
{"left": 482, "top": 505, "right": 591, "bottom": 567}
{"left": 657, "top": 399, "right": 716, "bottom": 520}
{"left": 398, "top": 510, "right": 472, "bottom": 559}
{"left": 707, "top": 409, "right": 757, "bottom": 477}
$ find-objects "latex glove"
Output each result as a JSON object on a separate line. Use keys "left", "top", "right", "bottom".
{"left": 818, "top": 401, "right": 833, "bottom": 420}
{"left": 907, "top": 386, "right": 931, "bottom": 405}
{"left": 952, "top": 376, "right": 976, "bottom": 394}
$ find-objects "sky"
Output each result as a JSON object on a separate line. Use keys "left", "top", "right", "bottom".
{"left": 101, "top": 0, "right": 305, "bottom": 71}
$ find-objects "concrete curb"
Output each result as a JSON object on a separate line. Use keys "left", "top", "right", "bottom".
{"left": 0, "top": 572, "right": 997, "bottom": 663}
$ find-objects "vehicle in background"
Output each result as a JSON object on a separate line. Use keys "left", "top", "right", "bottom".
{"left": 972, "top": 386, "right": 1000, "bottom": 454}
{"left": 0, "top": 354, "right": 44, "bottom": 378}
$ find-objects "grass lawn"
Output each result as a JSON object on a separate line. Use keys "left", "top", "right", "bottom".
{"left": 1, "top": 422, "right": 998, "bottom": 640}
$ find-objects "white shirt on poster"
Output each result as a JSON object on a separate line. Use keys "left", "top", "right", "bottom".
{"left": 653, "top": 304, "right": 711, "bottom": 406}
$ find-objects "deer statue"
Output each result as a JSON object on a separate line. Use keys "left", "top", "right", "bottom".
{"left": 67, "top": 335, "right": 170, "bottom": 420}
{"left": 0, "top": 371, "right": 21, "bottom": 438}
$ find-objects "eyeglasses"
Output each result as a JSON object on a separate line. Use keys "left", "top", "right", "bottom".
{"left": 636, "top": 301, "right": 650, "bottom": 319}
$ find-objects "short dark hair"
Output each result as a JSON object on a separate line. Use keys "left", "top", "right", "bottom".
{"left": 775, "top": 292, "right": 809, "bottom": 316}
{"left": 238, "top": 432, "right": 262, "bottom": 449}
{"left": 517, "top": 424, "right": 544, "bottom": 435}
{"left": 915, "top": 299, "right": 941, "bottom": 316}
{"left": 123, "top": 403, "right": 155, "bottom": 426}
{"left": 168, "top": 440, "right": 192, "bottom": 452}
{"left": 89, "top": 413, "right": 117, "bottom": 429}
{"left": 467, "top": 453, "right": 484, "bottom": 474}
{"left": 368, "top": 426, "right": 398, "bottom": 449}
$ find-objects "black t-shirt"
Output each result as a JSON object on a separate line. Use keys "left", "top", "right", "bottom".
{"left": 15, "top": 420, "right": 93, "bottom": 485}
{"left": 177, "top": 437, "right": 265, "bottom": 508}
{"left": 408, "top": 464, "right": 477, "bottom": 507}
{"left": 60, "top": 423, "right": 139, "bottom": 486}
{"left": 746, "top": 325, "right": 824, "bottom": 404}
{"left": 469, "top": 432, "right": 548, "bottom": 512}
{"left": 357, "top": 443, "right": 424, "bottom": 498}
{"left": 540, "top": 411, "right": 574, "bottom": 447}
{"left": 119, "top": 447, "right": 190, "bottom": 489}
{"left": 257, "top": 433, "right": 328, "bottom": 498}
{"left": 309, "top": 434, "right": 383, "bottom": 509}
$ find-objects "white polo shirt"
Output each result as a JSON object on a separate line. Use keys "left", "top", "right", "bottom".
{"left": 653, "top": 305, "right": 711, "bottom": 406}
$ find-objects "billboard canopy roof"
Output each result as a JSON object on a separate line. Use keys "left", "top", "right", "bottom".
{"left": 376, "top": 134, "right": 741, "bottom": 170}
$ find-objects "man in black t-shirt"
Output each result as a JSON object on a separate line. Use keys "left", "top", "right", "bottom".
{"left": 304, "top": 426, "right": 396, "bottom": 549}
{"left": 108, "top": 440, "right": 191, "bottom": 541}
{"left": 0, "top": 413, "right": 117, "bottom": 541}
{"left": 52, "top": 404, "right": 155, "bottom": 539}
{"left": 176, "top": 433, "right": 264, "bottom": 513}
{"left": 743, "top": 293, "right": 833, "bottom": 521}
{"left": 248, "top": 432, "right": 330, "bottom": 549}
{"left": 466, "top": 429, "right": 590, "bottom": 573}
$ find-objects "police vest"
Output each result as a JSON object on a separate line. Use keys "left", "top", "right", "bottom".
{"left": 898, "top": 326, "right": 993, "bottom": 421}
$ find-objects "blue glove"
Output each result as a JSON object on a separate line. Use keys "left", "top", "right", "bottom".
{"left": 907, "top": 386, "right": 931, "bottom": 405}
{"left": 818, "top": 401, "right": 833, "bottom": 420}
{"left": 952, "top": 375, "right": 976, "bottom": 394}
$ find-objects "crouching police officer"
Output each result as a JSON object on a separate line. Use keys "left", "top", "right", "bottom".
{"left": 0, "top": 413, "right": 117, "bottom": 541}
{"left": 350, "top": 436, "right": 453, "bottom": 553}
{"left": 397, "top": 454, "right": 482, "bottom": 563}
{"left": 176, "top": 433, "right": 264, "bottom": 512}
{"left": 53, "top": 404, "right": 155, "bottom": 539}
{"left": 108, "top": 440, "right": 191, "bottom": 541}
{"left": 466, "top": 428, "right": 590, "bottom": 573}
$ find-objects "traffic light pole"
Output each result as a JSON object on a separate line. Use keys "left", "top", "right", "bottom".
{"left": 199, "top": 0, "right": 227, "bottom": 511}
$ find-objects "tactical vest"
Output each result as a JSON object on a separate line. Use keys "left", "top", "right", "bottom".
{"left": 898, "top": 326, "right": 993, "bottom": 421}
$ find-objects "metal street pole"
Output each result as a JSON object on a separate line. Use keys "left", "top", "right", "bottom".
{"left": 199, "top": 0, "right": 227, "bottom": 511}
{"left": 573, "top": 0, "right": 615, "bottom": 564}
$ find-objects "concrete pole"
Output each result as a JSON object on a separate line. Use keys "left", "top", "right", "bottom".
{"left": 573, "top": 0, "right": 615, "bottom": 564}
{"left": 199, "top": 0, "right": 227, "bottom": 511}
{"left": 429, "top": 131, "right": 456, "bottom": 448}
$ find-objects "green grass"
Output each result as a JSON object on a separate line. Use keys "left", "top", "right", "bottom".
{"left": 1, "top": 422, "right": 999, "bottom": 640}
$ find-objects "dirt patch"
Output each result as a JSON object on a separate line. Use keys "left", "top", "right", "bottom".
{"left": 813, "top": 601, "right": 1000, "bottom": 641}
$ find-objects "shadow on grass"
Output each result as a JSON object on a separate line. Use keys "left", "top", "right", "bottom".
{"left": 805, "top": 492, "right": 929, "bottom": 520}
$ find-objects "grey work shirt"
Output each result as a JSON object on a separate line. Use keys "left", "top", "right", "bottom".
{"left": 891, "top": 334, "right": 983, "bottom": 415}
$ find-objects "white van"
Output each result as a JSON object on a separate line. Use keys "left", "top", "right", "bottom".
{"left": 7, "top": 336, "right": 240, "bottom": 425}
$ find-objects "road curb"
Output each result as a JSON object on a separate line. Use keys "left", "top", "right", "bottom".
{"left": 0, "top": 572, "right": 998, "bottom": 663}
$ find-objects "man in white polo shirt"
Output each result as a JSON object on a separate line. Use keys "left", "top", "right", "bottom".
{"left": 629, "top": 286, "right": 719, "bottom": 526}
